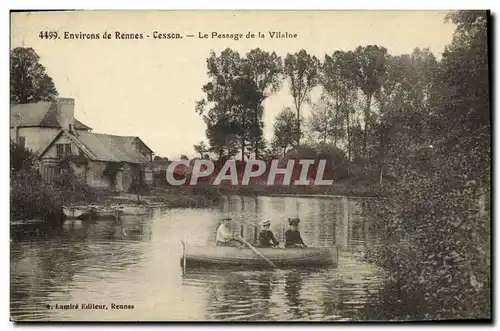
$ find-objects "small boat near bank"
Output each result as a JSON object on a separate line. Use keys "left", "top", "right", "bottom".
{"left": 109, "top": 204, "right": 148, "bottom": 216}
{"left": 89, "top": 206, "right": 124, "bottom": 220}
{"left": 181, "top": 244, "right": 338, "bottom": 269}
{"left": 63, "top": 206, "right": 91, "bottom": 220}
{"left": 63, "top": 205, "right": 123, "bottom": 220}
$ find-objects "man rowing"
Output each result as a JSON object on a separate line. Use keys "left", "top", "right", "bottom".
{"left": 216, "top": 217, "right": 244, "bottom": 247}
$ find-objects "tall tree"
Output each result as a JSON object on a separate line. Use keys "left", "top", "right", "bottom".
{"left": 352, "top": 45, "right": 388, "bottom": 157}
{"left": 322, "top": 50, "right": 358, "bottom": 160}
{"left": 373, "top": 49, "right": 438, "bottom": 182}
{"left": 272, "top": 107, "right": 299, "bottom": 157}
{"left": 196, "top": 49, "right": 242, "bottom": 159}
{"left": 10, "top": 47, "right": 58, "bottom": 103}
{"left": 361, "top": 11, "right": 491, "bottom": 319}
{"left": 242, "top": 49, "right": 283, "bottom": 158}
{"left": 193, "top": 140, "right": 209, "bottom": 158}
{"left": 230, "top": 76, "right": 264, "bottom": 160}
{"left": 284, "top": 50, "right": 320, "bottom": 145}
{"left": 308, "top": 94, "right": 344, "bottom": 146}
{"left": 197, "top": 48, "right": 281, "bottom": 160}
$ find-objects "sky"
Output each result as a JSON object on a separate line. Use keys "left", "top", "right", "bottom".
{"left": 11, "top": 11, "right": 457, "bottom": 159}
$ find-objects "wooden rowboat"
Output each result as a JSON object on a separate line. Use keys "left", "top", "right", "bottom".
{"left": 181, "top": 244, "right": 338, "bottom": 269}
{"left": 90, "top": 206, "right": 123, "bottom": 220}
{"left": 63, "top": 206, "right": 91, "bottom": 220}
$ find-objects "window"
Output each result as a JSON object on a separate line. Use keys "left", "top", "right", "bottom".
{"left": 56, "top": 144, "right": 64, "bottom": 158}
{"left": 56, "top": 143, "right": 72, "bottom": 158}
{"left": 64, "top": 143, "right": 71, "bottom": 156}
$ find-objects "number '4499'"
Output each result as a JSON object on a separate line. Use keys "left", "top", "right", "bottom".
{"left": 39, "top": 31, "right": 58, "bottom": 39}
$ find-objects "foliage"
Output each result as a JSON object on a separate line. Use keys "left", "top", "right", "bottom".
{"left": 283, "top": 50, "right": 320, "bottom": 145}
{"left": 196, "top": 48, "right": 282, "bottom": 160}
{"left": 190, "top": 16, "right": 491, "bottom": 320}
{"left": 10, "top": 47, "right": 58, "bottom": 103}
{"left": 193, "top": 141, "right": 209, "bottom": 158}
{"left": 360, "top": 10, "right": 490, "bottom": 319}
{"left": 272, "top": 107, "right": 299, "bottom": 157}
{"left": 308, "top": 94, "right": 344, "bottom": 146}
{"left": 10, "top": 140, "right": 36, "bottom": 171}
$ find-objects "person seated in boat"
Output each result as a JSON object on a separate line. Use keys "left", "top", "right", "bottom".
{"left": 216, "top": 217, "right": 244, "bottom": 247}
{"left": 258, "top": 220, "right": 279, "bottom": 248}
{"left": 285, "top": 218, "right": 307, "bottom": 248}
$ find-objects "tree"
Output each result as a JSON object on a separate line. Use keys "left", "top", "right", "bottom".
{"left": 242, "top": 49, "right": 283, "bottom": 157}
{"left": 373, "top": 49, "right": 438, "bottom": 183}
{"left": 272, "top": 107, "right": 299, "bottom": 157}
{"left": 10, "top": 140, "right": 35, "bottom": 172}
{"left": 230, "top": 76, "right": 264, "bottom": 160}
{"left": 309, "top": 94, "right": 345, "bottom": 147}
{"left": 196, "top": 49, "right": 243, "bottom": 159}
{"left": 197, "top": 48, "right": 278, "bottom": 160}
{"left": 352, "top": 45, "right": 388, "bottom": 157}
{"left": 10, "top": 47, "right": 58, "bottom": 103}
{"left": 361, "top": 11, "right": 490, "bottom": 319}
{"left": 193, "top": 141, "right": 209, "bottom": 159}
{"left": 322, "top": 50, "right": 358, "bottom": 161}
{"left": 284, "top": 50, "right": 320, "bottom": 145}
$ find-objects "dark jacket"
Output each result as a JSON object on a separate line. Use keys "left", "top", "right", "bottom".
{"left": 259, "top": 229, "right": 279, "bottom": 248}
{"left": 285, "top": 229, "right": 306, "bottom": 248}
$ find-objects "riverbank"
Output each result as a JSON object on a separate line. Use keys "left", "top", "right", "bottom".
{"left": 11, "top": 172, "right": 383, "bottom": 224}
{"left": 218, "top": 180, "right": 386, "bottom": 198}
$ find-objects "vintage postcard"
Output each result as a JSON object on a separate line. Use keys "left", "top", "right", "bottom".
{"left": 10, "top": 10, "right": 491, "bottom": 322}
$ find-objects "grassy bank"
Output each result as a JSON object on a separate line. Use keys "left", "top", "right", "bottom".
{"left": 10, "top": 169, "right": 108, "bottom": 224}
{"left": 147, "top": 185, "right": 223, "bottom": 208}
{"left": 217, "top": 180, "right": 386, "bottom": 198}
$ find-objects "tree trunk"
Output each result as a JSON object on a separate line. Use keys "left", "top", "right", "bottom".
{"left": 296, "top": 110, "right": 301, "bottom": 146}
{"left": 363, "top": 94, "right": 372, "bottom": 158}
{"left": 346, "top": 103, "right": 351, "bottom": 162}
{"left": 241, "top": 139, "right": 245, "bottom": 161}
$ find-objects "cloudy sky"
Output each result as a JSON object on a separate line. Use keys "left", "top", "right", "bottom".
{"left": 11, "top": 11, "right": 456, "bottom": 158}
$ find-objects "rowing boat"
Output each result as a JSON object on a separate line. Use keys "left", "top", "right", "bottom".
{"left": 181, "top": 244, "right": 338, "bottom": 269}
{"left": 90, "top": 206, "right": 123, "bottom": 220}
{"left": 63, "top": 206, "right": 91, "bottom": 220}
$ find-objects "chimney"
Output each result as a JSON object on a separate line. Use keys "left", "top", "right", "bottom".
{"left": 56, "top": 98, "right": 75, "bottom": 132}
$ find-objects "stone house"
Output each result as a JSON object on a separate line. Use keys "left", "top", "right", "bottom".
{"left": 11, "top": 98, "right": 154, "bottom": 192}
{"left": 10, "top": 98, "right": 91, "bottom": 154}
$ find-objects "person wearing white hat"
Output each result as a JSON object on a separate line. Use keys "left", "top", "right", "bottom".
{"left": 258, "top": 220, "right": 279, "bottom": 248}
{"left": 216, "top": 217, "right": 244, "bottom": 247}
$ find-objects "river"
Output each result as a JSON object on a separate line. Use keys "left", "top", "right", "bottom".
{"left": 10, "top": 195, "right": 386, "bottom": 321}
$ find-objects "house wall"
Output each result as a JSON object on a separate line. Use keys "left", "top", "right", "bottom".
{"left": 38, "top": 131, "right": 149, "bottom": 192}
{"left": 40, "top": 134, "right": 77, "bottom": 158}
{"left": 144, "top": 168, "right": 153, "bottom": 184}
{"left": 39, "top": 133, "right": 111, "bottom": 189}
{"left": 11, "top": 127, "right": 60, "bottom": 155}
{"left": 122, "top": 163, "right": 141, "bottom": 192}
{"left": 87, "top": 161, "right": 111, "bottom": 189}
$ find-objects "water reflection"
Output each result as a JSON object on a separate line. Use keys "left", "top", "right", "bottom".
{"left": 11, "top": 196, "right": 384, "bottom": 321}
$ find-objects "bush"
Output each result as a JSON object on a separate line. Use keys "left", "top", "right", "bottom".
{"left": 361, "top": 169, "right": 490, "bottom": 319}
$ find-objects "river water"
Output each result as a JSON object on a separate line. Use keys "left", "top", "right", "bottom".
{"left": 10, "top": 195, "right": 386, "bottom": 321}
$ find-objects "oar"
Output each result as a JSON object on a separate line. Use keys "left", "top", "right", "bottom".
{"left": 236, "top": 235, "right": 281, "bottom": 270}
